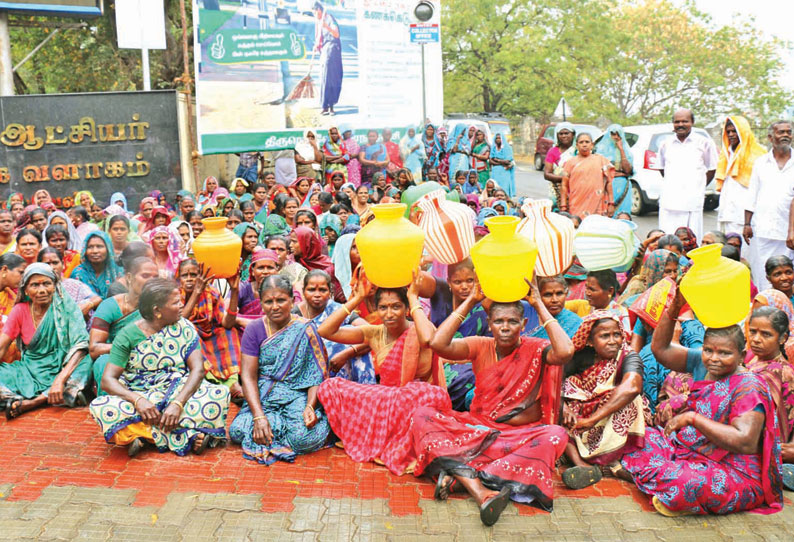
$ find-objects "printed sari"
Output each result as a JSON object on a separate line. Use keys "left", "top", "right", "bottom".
{"left": 90, "top": 296, "right": 141, "bottom": 396}
{"left": 0, "top": 287, "right": 19, "bottom": 364}
{"left": 322, "top": 132, "right": 349, "bottom": 184}
{"left": 89, "top": 318, "right": 230, "bottom": 455}
{"left": 470, "top": 141, "right": 490, "bottom": 187}
{"left": 622, "top": 372, "right": 783, "bottom": 515}
{"left": 70, "top": 231, "right": 123, "bottom": 299}
{"left": 318, "top": 324, "right": 450, "bottom": 475}
{"left": 745, "top": 354, "right": 794, "bottom": 443}
{"left": 0, "top": 289, "right": 90, "bottom": 406}
{"left": 229, "top": 316, "right": 330, "bottom": 464}
{"left": 181, "top": 286, "right": 242, "bottom": 383}
{"left": 409, "top": 337, "right": 568, "bottom": 511}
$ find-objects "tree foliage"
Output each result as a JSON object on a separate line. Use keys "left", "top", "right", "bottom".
{"left": 9, "top": 0, "right": 192, "bottom": 94}
{"left": 442, "top": 0, "right": 792, "bottom": 126}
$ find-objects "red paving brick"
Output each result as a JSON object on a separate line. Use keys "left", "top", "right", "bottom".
{"left": 0, "top": 405, "right": 635, "bottom": 514}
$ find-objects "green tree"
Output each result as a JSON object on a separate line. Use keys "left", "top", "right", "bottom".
{"left": 9, "top": 0, "right": 193, "bottom": 94}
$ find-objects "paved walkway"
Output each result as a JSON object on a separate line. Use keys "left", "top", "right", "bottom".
{"left": 0, "top": 405, "right": 792, "bottom": 541}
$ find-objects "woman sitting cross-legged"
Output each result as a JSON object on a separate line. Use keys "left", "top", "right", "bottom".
{"left": 0, "top": 263, "right": 91, "bottom": 419}
{"left": 229, "top": 275, "right": 331, "bottom": 465}
{"left": 317, "top": 273, "right": 450, "bottom": 475}
{"left": 561, "top": 311, "right": 651, "bottom": 490}
{"left": 621, "top": 324, "right": 783, "bottom": 516}
{"left": 89, "top": 279, "right": 231, "bottom": 457}
{"left": 407, "top": 279, "right": 573, "bottom": 525}
{"left": 89, "top": 257, "right": 158, "bottom": 396}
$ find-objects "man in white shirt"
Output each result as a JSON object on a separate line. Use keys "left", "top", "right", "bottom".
{"left": 657, "top": 109, "right": 718, "bottom": 243}
{"left": 743, "top": 120, "right": 794, "bottom": 289}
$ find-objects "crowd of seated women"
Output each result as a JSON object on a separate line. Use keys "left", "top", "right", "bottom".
{"left": 0, "top": 181, "right": 791, "bottom": 525}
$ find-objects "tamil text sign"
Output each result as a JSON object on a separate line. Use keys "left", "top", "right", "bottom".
{"left": 0, "top": 90, "right": 182, "bottom": 208}
{"left": 0, "top": 0, "right": 103, "bottom": 16}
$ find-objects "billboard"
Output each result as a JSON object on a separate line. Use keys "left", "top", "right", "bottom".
{"left": 193, "top": 0, "right": 443, "bottom": 154}
{"left": 0, "top": 0, "right": 103, "bottom": 16}
{"left": 0, "top": 90, "right": 182, "bottom": 209}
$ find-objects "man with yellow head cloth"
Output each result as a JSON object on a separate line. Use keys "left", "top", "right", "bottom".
{"left": 715, "top": 116, "right": 767, "bottom": 249}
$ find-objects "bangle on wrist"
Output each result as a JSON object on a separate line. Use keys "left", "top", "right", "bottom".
{"left": 350, "top": 345, "right": 359, "bottom": 354}
{"left": 410, "top": 305, "right": 423, "bottom": 316}
{"left": 171, "top": 399, "right": 185, "bottom": 411}
{"left": 342, "top": 304, "right": 352, "bottom": 316}
{"left": 540, "top": 318, "right": 556, "bottom": 329}
{"left": 133, "top": 395, "right": 145, "bottom": 410}
{"left": 253, "top": 415, "right": 267, "bottom": 422}
{"left": 452, "top": 311, "right": 466, "bottom": 323}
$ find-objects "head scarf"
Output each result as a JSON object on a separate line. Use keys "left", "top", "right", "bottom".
{"left": 319, "top": 213, "right": 342, "bottom": 238}
{"left": 137, "top": 196, "right": 156, "bottom": 220}
{"left": 571, "top": 310, "right": 628, "bottom": 353}
{"left": 331, "top": 233, "right": 356, "bottom": 299}
{"left": 169, "top": 220, "right": 194, "bottom": 259}
{"left": 233, "top": 221, "right": 259, "bottom": 243}
{"left": 555, "top": 122, "right": 575, "bottom": 140}
{"left": 294, "top": 226, "right": 335, "bottom": 275}
{"left": 71, "top": 231, "right": 123, "bottom": 298}
{"left": 103, "top": 203, "right": 130, "bottom": 219}
{"left": 142, "top": 205, "right": 172, "bottom": 238}
{"left": 464, "top": 193, "right": 481, "bottom": 213}
{"left": 564, "top": 259, "right": 588, "bottom": 281}
{"left": 716, "top": 115, "right": 768, "bottom": 190}
{"left": 752, "top": 289, "right": 794, "bottom": 336}
{"left": 73, "top": 190, "right": 95, "bottom": 208}
{"left": 340, "top": 224, "right": 360, "bottom": 236}
{"left": 6, "top": 192, "right": 24, "bottom": 209}
{"left": 247, "top": 247, "right": 280, "bottom": 281}
{"left": 476, "top": 207, "right": 498, "bottom": 226}
{"left": 44, "top": 210, "right": 81, "bottom": 251}
{"left": 148, "top": 225, "right": 182, "bottom": 277}
{"left": 595, "top": 124, "right": 634, "bottom": 170}
{"left": 674, "top": 226, "right": 698, "bottom": 254}
{"left": 149, "top": 189, "right": 175, "bottom": 212}
{"left": 450, "top": 124, "right": 471, "bottom": 154}
{"left": 491, "top": 134, "right": 513, "bottom": 164}
{"left": 40, "top": 201, "right": 56, "bottom": 213}
{"left": 210, "top": 187, "right": 230, "bottom": 208}
{"left": 20, "top": 262, "right": 56, "bottom": 291}
{"left": 32, "top": 190, "right": 52, "bottom": 206}
{"left": 491, "top": 200, "right": 510, "bottom": 216}
{"left": 217, "top": 197, "right": 238, "bottom": 216}
{"left": 422, "top": 123, "right": 443, "bottom": 167}
{"left": 641, "top": 249, "right": 673, "bottom": 286}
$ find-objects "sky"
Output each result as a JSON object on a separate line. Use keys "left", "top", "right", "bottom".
{"left": 688, "top": 0, "right": 794, "bottom": 92}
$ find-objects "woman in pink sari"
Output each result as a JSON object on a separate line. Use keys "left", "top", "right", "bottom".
{"left": 407, "top": 281, "right": 574, "bottom": 524}
{"left": 621, "top": 324, "right": 783, "bottom": 516}
{"left": 317, "top": 277, "right": 449, "bottom": 476}
{"left": 560, "top": 133, "right": 615, "bottom": 218}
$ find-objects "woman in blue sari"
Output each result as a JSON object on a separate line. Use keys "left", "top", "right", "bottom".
{"left": 422, "top": 123, "right": 444, "bottom": 180}
{"left": 448, "top": 125, "right": 471, "bottom": 180}
{"left": 294, "top": 270, "right": 376, "bottom": 384}
{"left": 230, "top": 275, "right": 331, "bottom": 465}
{"left": 528, "top": 276, "right": 582, "bottom": 339}
{"left": 70, "top": 231, "right": 123, "bottom": 299}
{"left": 595, "top": 123, "right": 634, "bottom": 217}
{"left": 490, "top": 134, "right": 515, "bottom": 198}
{"left": 359, "top": 130, "right": 388, "bottom": 187}
{"left": 400, "top": 127, "right": 426, "bottom": 181}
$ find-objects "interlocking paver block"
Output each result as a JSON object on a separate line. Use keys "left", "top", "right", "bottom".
{"left": 196, "top": 492, "right": 262, "bottom": 512}
{"left": 323, "top": 497, "right": 389, "bottom": 518}
{"left": 69, "top": 486, "right": 136, "bottom": 506}
{"left": 0, "top": 483, "right": 12, "bottom": 500}
{"left": 288, "top": 497, "right": 326, "bottom": 532}
{"left": 0, "top": 501, "right": 26, "bottom": 520}
{"left": 110, "top": 523, "right": 182, "bottom": 542}
{"left": 72, "top": 521, "right": 113, "bottom": 542}
{"left": 317, "top": 517, "right": 357, "bottom": 542}
{"left": 0, "top": 518, "right": 46, "bottom": 539}
{"left": 86, "top": 504, "right": 158, "bottom": 526}
{"left": 20, "top": 486, "right": 73, "bottom": 520}
{"left": 40, "top": 502, "right": 91, "bottom": 540}
{"left": 156, "top": 492, "right": 199, "bottom": 525}
{"left": 176, "top": 509, "right": 225, "bottom": 542}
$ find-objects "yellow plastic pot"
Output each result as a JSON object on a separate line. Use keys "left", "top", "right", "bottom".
{"left": 355, "top": 203, "right": 425, "bottom": 287}
{"left": 192, "top": 217, "right": 243, "bottom": 279}
{"left": 471, "top": 216, "right": 538, "bottom": 302}
{"left": 679, "top": 243, "right": 750, "bottom": 327}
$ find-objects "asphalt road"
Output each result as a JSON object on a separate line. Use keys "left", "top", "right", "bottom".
{"left": 513, "top": 161, "right": 719, "bottom": 239}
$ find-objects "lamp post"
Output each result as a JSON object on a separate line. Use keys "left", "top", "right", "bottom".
{"left": 414, "top": 1, "right": 433, "bottom": 126}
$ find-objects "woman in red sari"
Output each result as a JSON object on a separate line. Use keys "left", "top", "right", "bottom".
{"left": 317, "top": 275, "right": 449, "bottom": 475}
{"left": 407, "top": 280, "right": 574, "bottom": 524}
{"left": 290, "top": 226, "right": 345, "bottom": 303}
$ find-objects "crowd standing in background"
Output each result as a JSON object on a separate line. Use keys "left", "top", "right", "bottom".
{"left": 0, "top": 115, "right": 793, "bottom": 524}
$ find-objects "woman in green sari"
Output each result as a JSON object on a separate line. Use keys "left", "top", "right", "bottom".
{"left": 89, "top": 257, "right": 159, "bottom": 396}
{"left": 89, "top": 279, "right": 230, "bottom": 457}
{"left": 470, "top": 129, "right": 491, "bottom": 188}
{"left": 0, "top": 263, "right": 91, "bottom": 419}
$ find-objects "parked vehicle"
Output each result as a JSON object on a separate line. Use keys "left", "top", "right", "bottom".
{"left": 534, "top": 123, "right": 602, "bottom": 170}
{"left": 444, "top": 116, "right": 493, "bottom": 146}
{"left": 596, "top": 124, "right": 719, "bottom": 216}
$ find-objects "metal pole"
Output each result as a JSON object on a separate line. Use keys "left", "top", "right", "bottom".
{"left": 420, "top": 42, "right": 426, "bottom": 125}
{"left": 14, "top": 28, "right": 60, "bottom": 73}
{"left": 141, "top": 48, "right": 151, "bottom": 91}
{"left": 0, "top": 11, "right": 13, "bottom": 96}
{"left": 178, "top": 0, "right": 199, "bottom": 186}
{"left": 562, "top": 97, "right": 567, "bottom": 121}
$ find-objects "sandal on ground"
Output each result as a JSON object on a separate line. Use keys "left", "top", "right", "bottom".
{"left": 5, "top": 398, "right": 24, "bottom": 420}
{"left": 562, "top": 465, "right": 602, "bottom": 490}
{"left": 434, "top": 471, "right": 458, "bottom": 501}
{"left": 193, "top": 434, "right": 212, "bottom": 455}
{"left": 479, "top": 486, "right": 512, "bottom": 527}
{"left": 127, "top": 437, "right": 147, "bottom": 458}
{"left": 652, "top": 496, "right": 695, "bottom": 517}
{"left": 74, "top": 391, "right": 88, "bottom": 407}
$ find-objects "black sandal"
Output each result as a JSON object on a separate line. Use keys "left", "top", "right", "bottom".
{"left": 5, "top": 398, "right": 23, "bottom": 420}
{"left": 562, "top": 465, "right": 602, "bottom": 489}
{"left": 479, "top": 486, "right": 511, "bottom": 527}
{"left": 434, "top": 471, "right": 457, "bottom": 501}
{"left": 193, "top": 434, "right": 212, "bottom": 455}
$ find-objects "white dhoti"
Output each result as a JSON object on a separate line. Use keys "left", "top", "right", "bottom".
{"left": 659, "top": 208, "right": 704, "bottom": 244}
{"left": 749, "top": 237, "right": 793, "bottom": 290}
{"left": 717, "top": 178, "right": 750, "bottom": 254}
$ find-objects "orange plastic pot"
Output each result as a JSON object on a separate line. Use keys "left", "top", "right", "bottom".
{"left": 192, "top": 217, "right": 242, "bottom": 279}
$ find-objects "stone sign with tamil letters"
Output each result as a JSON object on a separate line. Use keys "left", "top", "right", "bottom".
{"left": 0, "top": 90, "right": 181, "bottom": 209}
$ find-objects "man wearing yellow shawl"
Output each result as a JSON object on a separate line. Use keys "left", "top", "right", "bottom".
{"left": 716, "top": 116, "right": 766, "bottom": 250}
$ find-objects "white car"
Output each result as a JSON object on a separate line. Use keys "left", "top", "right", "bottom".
{"left": 601, "top": 124, "right": 720, "bottom": 216}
